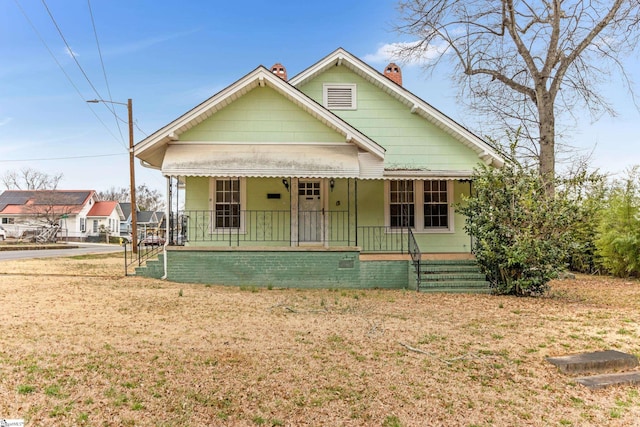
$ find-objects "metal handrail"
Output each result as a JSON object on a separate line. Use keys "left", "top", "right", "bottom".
{"left": 407, "top": 227, "right": 422, "bottom": 288}
{"left": 123, "top": 232, "right": 165, "bottom": 275}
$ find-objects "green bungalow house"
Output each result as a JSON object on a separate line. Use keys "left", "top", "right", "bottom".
{"left": 134, "top": 48, "right": 503, "bottom": 291}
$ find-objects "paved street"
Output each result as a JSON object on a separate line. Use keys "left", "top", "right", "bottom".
{"left": 0, "top": 243, "right": 123, "bottom": 262}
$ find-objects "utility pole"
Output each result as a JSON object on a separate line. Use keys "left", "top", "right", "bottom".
{"left": 87, "top": 98, "right": 138, "bottom": 253}
{"left": 127, "top": 99, "right": 138, "bottom": 254}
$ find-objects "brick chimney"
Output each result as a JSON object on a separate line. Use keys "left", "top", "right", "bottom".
{"left": 270, "top": 63, "right": 287, "bottom": 81}
{"left": 384, "top": 63, "right": 402, "bottom": 86}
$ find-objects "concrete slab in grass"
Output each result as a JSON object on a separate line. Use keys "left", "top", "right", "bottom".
{"left": 576, "top": 372, "right": 640, "bottom": 390}
{"left": 546, "top": 350, "right": 638, "bottom": 375}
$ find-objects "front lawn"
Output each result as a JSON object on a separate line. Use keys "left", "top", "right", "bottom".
{"left": 0, "top": 254, "right": 638, "bottom": 426}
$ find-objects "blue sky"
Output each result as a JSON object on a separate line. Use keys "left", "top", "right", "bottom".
{"left": 1, "top": 0, "right": 639, "bottom": 193}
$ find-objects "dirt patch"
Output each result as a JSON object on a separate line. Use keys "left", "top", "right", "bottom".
{"left": 0, "top": 256, "right": 639, "bottom": 426}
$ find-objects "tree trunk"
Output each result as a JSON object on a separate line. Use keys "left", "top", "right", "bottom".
{"left": 537, "top": 91, "right": 556, "bottom": 196}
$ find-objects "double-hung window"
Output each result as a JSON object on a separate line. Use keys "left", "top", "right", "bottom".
{"left": 423, "top": 180, "right": 449, "bottom": 229}
{"left": 212, "top": 178, "right": 244, "bottom": 230}
{"left": 389, "top": 181, "right": 415, "bottom": 228}
{"left": 386, "top": 180, "right": 453, "bottom": 232}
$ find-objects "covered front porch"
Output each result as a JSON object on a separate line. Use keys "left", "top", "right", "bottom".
{"left": 164, "top": 176, "right": 475, "bottom": 253}
{"left": 142, "top": 175, "right": 490, "bottom": 292}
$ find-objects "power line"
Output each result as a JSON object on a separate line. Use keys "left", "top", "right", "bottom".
{"left": 40, "top": 0, "right": 104, "bottom": 104}
{"left": 12, "top": 0, "right": 127, "bottom": 151}
{"left": 111, "top": 113, "right": 149, "bottom": 137}
{"left": 87, "top": 0, "right": 125, "bottom": 144}
{"left": 0, "top": 153, "right": 126, "bottom": 163}
{"left": 134, "top": 122, "right": 149, "bottom": 137}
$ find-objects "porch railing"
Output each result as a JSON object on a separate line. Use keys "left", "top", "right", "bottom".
{"left": 356, "top": 226, "right": 408, "bottom": 253}
{"left": 182, "top": 210, "right": 291, "bottom": 245}
{"left": 179, "top": 210, "right": 353, "bottom": 246}
{"left": 171, "top": 210, "right": 419, "bottom": 255}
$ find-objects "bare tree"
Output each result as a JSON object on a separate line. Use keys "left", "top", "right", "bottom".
{"left": 2, "top": 168, "right": 63, "bottom": 190}
{"left": 25, "top": 192, "right": 76, "bottom": 226}
{"left": 97, "top": 187, "right": 129, "bottom": 203}
{"left": 98, "top": 184, "right": 165, "bottom": 211}
{"left": 395, "top": 0, "right": 640, "bottom": 193}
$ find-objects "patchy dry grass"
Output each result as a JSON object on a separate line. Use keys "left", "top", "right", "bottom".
{"left": 0, "top": 255, "right": 639, "bottom": 426}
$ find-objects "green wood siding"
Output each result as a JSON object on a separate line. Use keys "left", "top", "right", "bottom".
{"left": 413, "top": 180, "right": 473, "bottom": 253}
{"left": 245, "top": 178, "right": 291, "bottom": 211}
{"left": 297, "top": 66, "right": 481, "bottom": 170}
{"left": 179, "top": 86, "right": 344, "bottom": 143}
{"left": 184, "top": 177, "right": 292, "bottom": 247}
{"left": 185, "top": 176, "right": 209, "bottom": 211}
{"left": 355, "top": 180, "right": 385, "bottom": 226}
{"left": 185, "top": 177, "right": 290, "bottom": 211}
{"left": 355, "top": 179, "right": 472, "bottom": 253}
{"left": 179, "top": 69, "right": 481, "bottom": 253}
{"left": 184, "top": 177, "right": 472, "bottom": 252}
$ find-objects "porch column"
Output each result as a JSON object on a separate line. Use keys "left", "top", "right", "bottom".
{"left": 290, "top": 178, "right": 299, "bottom": 246}
{"left": 166, "top": 176, "right": 173, "bottom": 244}
{"left": 354, "top": 179, "right": 358, "bottom": 247}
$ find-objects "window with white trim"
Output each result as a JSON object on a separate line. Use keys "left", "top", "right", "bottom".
{"left": 93, "top": 220, "right": 99, "bottom": 233}
{"left": 389, "top": 180, "right": 414, "bottom": 228}
{"left": 211, "top": 178, "right": 244, "bottom": 229}
{"left": 2, "top": 218, "right": 14, "bottom": 224}
{"left": 80, "top": 218, "right": 86, "bottom": 232}
{"left": 424, "top": 180, "right": 449, "bottom": 229}
{"left": 323, "top": 84, "right": 357, "bottom": 110}
{"left": 386, "top": 180, "right": 453, "bottom": 232}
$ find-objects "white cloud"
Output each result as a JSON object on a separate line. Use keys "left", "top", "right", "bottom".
{"left": 363, "top": 43, "right": 405, "bottom": 63}
{"left": 363, "top": 41, "right": 449, "bottom": 66}
{"left": 0, "top": 117, "right": 13, "bottom": 127}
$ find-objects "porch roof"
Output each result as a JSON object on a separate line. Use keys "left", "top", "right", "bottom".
{"left": 162, "top": 143, "right": 361, "bottom": 178}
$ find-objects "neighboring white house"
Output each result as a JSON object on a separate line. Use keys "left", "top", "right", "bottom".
{"left": 86, "top": 201, "right": 125, "bottom": 238}
{"left": 0, "top": 190, "right": 119, "bottom": 241}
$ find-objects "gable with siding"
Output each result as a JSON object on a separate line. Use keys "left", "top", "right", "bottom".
{"left": 290, "top": 48, "right": 503, "bottom": 175}
{"left": 297, "top": 65, "right": 482, "bottom": 171}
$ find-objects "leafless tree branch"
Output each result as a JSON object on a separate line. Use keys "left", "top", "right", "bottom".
{"left": 395, "top": 0, "right": 640, "bottom": 194}
{"left": 2, "top": 168, "right": 63, "bottom": 190}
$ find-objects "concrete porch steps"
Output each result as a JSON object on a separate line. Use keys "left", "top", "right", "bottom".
{"left": 134, "top": 256, "right": 163, "bottom": 277}
{"left": 417, "top": 260, "right": 491, "bottom": 294}
{"left": 547, "top": 350, "right": 640, "bottom": 390}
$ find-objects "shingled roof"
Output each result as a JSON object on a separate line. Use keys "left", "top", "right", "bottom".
{"left": 0, "top": 190, "right": 94, "bottom": 214}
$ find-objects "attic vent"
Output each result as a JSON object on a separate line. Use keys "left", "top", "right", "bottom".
{"left": 323, "top": 84, "right": 357, "bottom": 110}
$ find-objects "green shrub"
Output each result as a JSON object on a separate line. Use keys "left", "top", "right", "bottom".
{"left": 558, "top": 164, "right": 606, "bottom": 274}
{"left": 458, "top": 164, "right": 580, "bottom": 296}
{"left": 595, "top": 167, "right": 640, "bottom": 277}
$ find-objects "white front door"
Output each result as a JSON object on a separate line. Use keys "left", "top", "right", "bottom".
{"left": 298, "top": 181, "right": 323, "bottom": 243}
